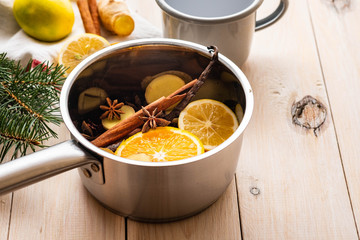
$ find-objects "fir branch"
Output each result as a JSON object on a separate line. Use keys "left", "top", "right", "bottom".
{"left": 0, "top": 82, "right": 44, "bottom": 119}
{"left": 0, "top": 109, "right": 48, "bottom": 160}
{"left": 0, "top": 53, "right": 66, "bottom": 162}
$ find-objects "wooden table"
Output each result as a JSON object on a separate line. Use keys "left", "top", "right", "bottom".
{"left": 1, "top": 0, "right": 360, "bottom": 239}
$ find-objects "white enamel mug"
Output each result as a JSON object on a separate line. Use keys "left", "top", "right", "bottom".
{"left": 156, "top": 0, "right": 288, "bottom": 66}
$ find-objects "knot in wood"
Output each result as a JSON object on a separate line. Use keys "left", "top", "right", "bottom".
{"left": 291, "top": 95, "right": 327, "bottom": 136}
{"left": 325, "top": 0, "right": 351, "bottom": 12}
{"left": 250, "top": 187, "right": 260, "bottom": 196}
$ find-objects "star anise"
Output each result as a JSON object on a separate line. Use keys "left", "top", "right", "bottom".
{"left": 139, "top": 107, "right": 171, "bottom": 133}
{"left": 100, "top": 97, "right": 124, "bottom": 120}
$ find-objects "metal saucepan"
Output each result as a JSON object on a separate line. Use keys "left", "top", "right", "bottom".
{"left": 0, "top": 38, "right": 253, "bottom": 222}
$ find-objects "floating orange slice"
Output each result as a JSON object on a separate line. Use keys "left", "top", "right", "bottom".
{"left": 115, "top": 127, "right": 204, "bottom": 162}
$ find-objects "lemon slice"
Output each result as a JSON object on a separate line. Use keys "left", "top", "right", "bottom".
{"left": 115, "top": 127, "right": 204, "bottom": 162}
{"left": 178, "top": 99, "right": 239, "bottom": 151}
{"left": 57, "top": 33, "right": 110, "bottom": 75}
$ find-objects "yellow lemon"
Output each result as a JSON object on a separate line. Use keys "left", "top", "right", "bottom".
{"left": 178, "top": 99, "right": 239, "bottom": 151}
{"left": 57, "top": 33, "right": 110, "bottom": 75}
{"left": 115, "top": 127, "right": 204, "bottom": 162}
{"left": 13, "top": 0, "right": 75, "bottom": 42}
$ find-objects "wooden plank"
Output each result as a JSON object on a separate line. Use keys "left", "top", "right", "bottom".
{"left": 128, "top": 179, "right": 241, "bottom": 240}
{"left": 0, "top": 193, "right": 11, "bottom": 240}
{"left": 1, "top": 151, "right": 19, "bottom": 240}
{"left": 7, "top": 124, "right": 125, "bottom": 240}
{"left": 307, "top": 0, "right": 360, "bottom": 234}
{"left": 236, "top": 0, "right": 358, "bottom": 239}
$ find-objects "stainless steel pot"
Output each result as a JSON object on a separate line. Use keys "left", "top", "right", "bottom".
{"left": 0, "top": 39, "right": 253, "bottom": 222}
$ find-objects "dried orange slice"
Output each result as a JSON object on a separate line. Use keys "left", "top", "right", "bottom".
{"left": 57, "top": 33, "right": 110, "bottom": 75}
{"left": 115, "top": 127, "right": 204, "bottom": 162}
{"left": 178, "top": 99, "right": 239, "bottom": 151}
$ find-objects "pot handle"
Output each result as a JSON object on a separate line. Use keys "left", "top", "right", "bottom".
{"left": 255, "top": 0, "right": 288, "bottom": 31}
{"left": 0, "top": 140, "right": 101, "bottom": 195}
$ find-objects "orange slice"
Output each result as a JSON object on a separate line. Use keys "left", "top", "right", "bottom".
{"left": 178, "top": 99, "right": 239, "bottom": 151}
{"left": 57, "top": 33, "right": 110, "bottom": 75}
{"left": 115, "top": 127, "right": 204, "bottom": 162}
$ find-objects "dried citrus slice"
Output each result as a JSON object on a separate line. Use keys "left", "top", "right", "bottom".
{"left": 115, "top": 127, "right": 204, "bottom": 162}
{"left": 57, "top": 33, "right": 110, "bottom": 75}
{"left": 178, "top": 99, "right": 239, "bottom": 151}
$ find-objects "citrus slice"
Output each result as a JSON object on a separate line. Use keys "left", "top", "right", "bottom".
{"left": 178, "top": 99, "right": 239, "bottom": 151}
{"left": 115, "top": 127, "right": 204, "bottom": 162}
{"left": 57, "top": 33, "right": 110, "bottom": 75}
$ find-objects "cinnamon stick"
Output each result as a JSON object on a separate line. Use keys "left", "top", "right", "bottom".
{"left": 77, "top": 0, "right": 98, "bottom": 34}
{"left": 91, "top": 94, "right": 186, "bottom": 147}
{"left": 165, "top": 46, "right": 219, "bottom": 121}
{"left": 88, "top": 0, "right": 101, "bottom": 35}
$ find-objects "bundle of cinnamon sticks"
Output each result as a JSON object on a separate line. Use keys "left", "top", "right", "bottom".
{"left": 77, "top": 0, "right": 101, "bottom": 35}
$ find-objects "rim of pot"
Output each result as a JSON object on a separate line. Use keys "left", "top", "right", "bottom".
{"left": 60, "top": 38, "right": 254, "bottom": 167}
{"left": 155, "top": 0, "right": 263, "bottom": 24}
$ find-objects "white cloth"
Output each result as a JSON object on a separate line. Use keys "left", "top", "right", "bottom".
{"left": 0, "top": 0, "right": 161, "bottom": 65}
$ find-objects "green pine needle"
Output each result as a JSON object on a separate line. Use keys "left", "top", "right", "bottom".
{"left": 0, "top": 53, "right": 66, "bottom": 162}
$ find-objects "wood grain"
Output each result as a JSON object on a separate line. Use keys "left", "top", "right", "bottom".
{"left": 236, "top": 0, "right": 358, "bottom": 239}
{"left": 127, "top": 179, "right": 241, "bottom": 240}
{"left": 0, "top": 193, "right": 11, "bottom": 240}
{"left": 0, "top": 153, "right": 12, "bottom": 240}
{"left": 307, "top": 0, "right": 360, "bottom": 234}
{"left": 6, "top": 124, "right": 126, "bottom": 240}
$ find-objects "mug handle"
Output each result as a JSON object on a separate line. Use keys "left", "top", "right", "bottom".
{"left": 255, "top": 0, "right": 289, "bottom": 31}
